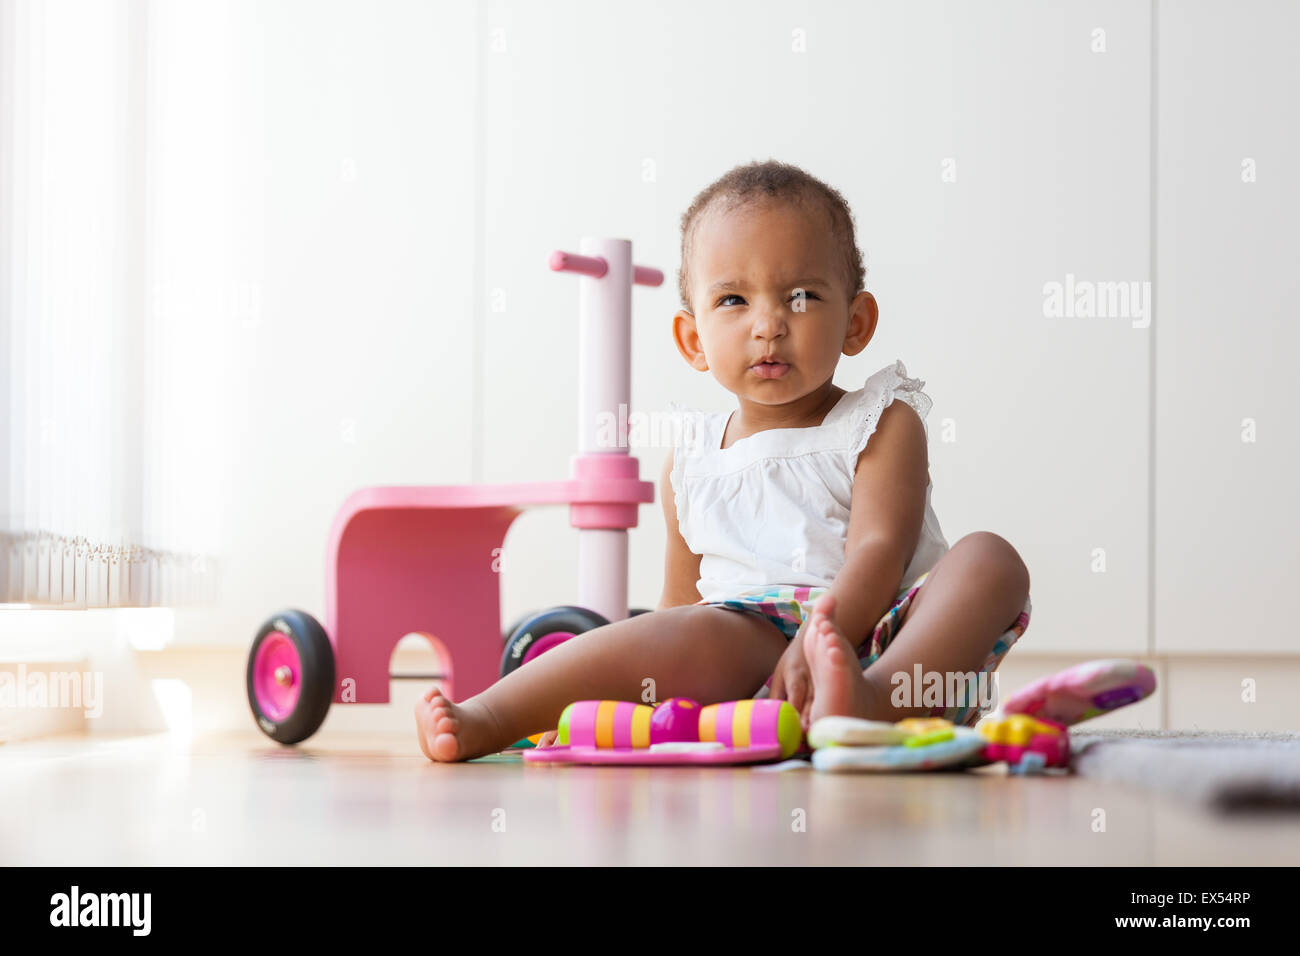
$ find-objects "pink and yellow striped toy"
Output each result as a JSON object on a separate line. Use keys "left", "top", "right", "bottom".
{"left": 522, "top": 697, "right": 803, "bottom": 765}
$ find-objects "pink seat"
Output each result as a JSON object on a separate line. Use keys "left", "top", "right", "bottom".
{"left": 324, "top": 473, "right": 654, "bottom": 704}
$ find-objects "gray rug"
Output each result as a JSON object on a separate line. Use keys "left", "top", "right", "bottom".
{"left": 1070, "top": 729, "right": 1300, "bottom": 812}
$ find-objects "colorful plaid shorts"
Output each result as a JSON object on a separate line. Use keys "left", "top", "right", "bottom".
{"left": 695, "top": 571, "right": 1033, "bottom": 727}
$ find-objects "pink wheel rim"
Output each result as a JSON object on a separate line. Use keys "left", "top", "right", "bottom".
{"left": 521, "top": 631, "right": 575, "bottom": 665}
{"left": 253, "top": 632, "right": 301, "bottom": 722}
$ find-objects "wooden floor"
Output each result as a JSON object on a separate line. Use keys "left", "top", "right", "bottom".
{"left": 3, "top": 730, "right": 1298, "bottom": 866}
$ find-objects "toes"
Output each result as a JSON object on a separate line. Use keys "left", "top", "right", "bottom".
{"left": 804, "top": 627, "right": 820, "bottom": 652}
{"left": 813, "top": 592, "right": 837, "bottom": 616}
{"left": 417, "top": 690, "right": 467, "bottom": 763}
{"left": 431, "top": 732, "right": 460, "bottom": 762}
{"left": 805, "top": 624, "right": 827, "bottom": 654}
{"left": 434, "top": 713, "right": 459, "bottom": 734}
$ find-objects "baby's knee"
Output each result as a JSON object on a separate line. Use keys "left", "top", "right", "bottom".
{"left": 955, "top": 531, "right": 1029, "bottom": 596}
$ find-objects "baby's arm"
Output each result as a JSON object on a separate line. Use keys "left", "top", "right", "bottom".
{"left": 830, "top": 400, "right": 929, "bottom": 646}
{"left": 657, "top": 449, "right": 704, "bottom": 610}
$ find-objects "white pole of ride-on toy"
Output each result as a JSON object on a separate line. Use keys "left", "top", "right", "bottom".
{"left": 576, "top": 237, "right": 632, "bottom": 624}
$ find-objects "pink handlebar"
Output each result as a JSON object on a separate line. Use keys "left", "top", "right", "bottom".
{"left": 548, "top": 250, "right": 663, "bottom": 287}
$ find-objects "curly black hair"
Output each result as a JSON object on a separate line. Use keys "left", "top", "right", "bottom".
{"left": 677, "top": 159, "right": 866, "bottom": 312}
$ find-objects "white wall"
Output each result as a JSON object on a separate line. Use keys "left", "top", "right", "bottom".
{"left": 153, "top": 0, "right": 482, "bottom": 646}
{"left": 1153, "top": 0, "right": 1300, "bottom": 655}
{"left": 145, "top": 0, "right": 1297, "bottom": 706}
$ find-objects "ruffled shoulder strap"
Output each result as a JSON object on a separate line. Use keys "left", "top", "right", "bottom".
{"left": 665, "top": 399, "right": 721, "bottom": 523}
{"left": 842, "top": 359, "right": 933, "bottom": 463}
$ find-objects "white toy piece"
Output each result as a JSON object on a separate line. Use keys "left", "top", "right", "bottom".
{"left": 811, "top": 725, "right": 988, "bottom": 772}
{"left": 806, "top": 716, "right": 911, "bottom": 749}
{"left": 807, "top": 716, "right": 992, "bottom": 772}
{"left": 649, "top": 741, "right": 724, "bottom": 753}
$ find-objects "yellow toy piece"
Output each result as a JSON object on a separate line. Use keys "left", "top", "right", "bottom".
{"left": 978, "top": 713, "right": 1063, "bottom": 746}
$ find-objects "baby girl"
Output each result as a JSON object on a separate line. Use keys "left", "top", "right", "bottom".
{"left": 416, "top": 159, "right": 1032, "bottom": 762}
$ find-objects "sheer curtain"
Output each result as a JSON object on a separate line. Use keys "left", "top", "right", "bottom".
{"left": 1, "top": 0, "right": 228, "bottom": 609}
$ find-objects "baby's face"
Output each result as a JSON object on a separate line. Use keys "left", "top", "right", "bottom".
{"left": 674, "top": 200, "right": 875, "bottom": 407}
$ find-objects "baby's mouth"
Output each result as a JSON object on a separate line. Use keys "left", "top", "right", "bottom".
{"left": 750, "top": 360, "right": 791, "bottom": 379}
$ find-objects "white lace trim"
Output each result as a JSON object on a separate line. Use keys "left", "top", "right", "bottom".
{"left": 845, "top": 359, "right": 933, "bottom": 462}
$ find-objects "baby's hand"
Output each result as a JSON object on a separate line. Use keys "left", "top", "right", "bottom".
{"left": 767, "top": 618, "right": 814, "bottom": 728}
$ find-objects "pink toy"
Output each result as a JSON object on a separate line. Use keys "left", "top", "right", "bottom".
{"left": 525, "top": 745, "right": 783, "bottom": 766}
{"left": 1000, "top": 659, "right": 1157, "bottom": 727}
{"left": 523, "top": 697, "right": 803, "bottom": 766}
{"left": 246, "top": 239, "right": 663, "bottom": 745}
{"left": 650, "top": 697, "right": 703, "bottom": 743}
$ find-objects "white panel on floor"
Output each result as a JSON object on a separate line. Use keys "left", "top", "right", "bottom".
{"left": 1163, "top": 659, "right": 1300, "bottom": 731}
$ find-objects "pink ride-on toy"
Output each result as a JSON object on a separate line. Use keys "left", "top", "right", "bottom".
{"left": 246, "top": 238, "right": 663, "bottom": 745}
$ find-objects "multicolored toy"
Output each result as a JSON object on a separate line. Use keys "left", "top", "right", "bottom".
{"left": 807, "top": 714, "right": 1065, "bottom": 774}
{"left": 522, "top": 697, "right": 803, "bottom": 766}
{"left": 807, "top": 659, "right": 1156, "bottom": 774}
{"left": 978, "top": 713, "right": 1069, "bottom": 772}
{"left": 519, "top": 659, "right": 1157, "bottom": 772}
{"left": 811, "top": 720, "right": 988, "bottom": 772}
{"left": 1000, "top": 659, "right": 1156, "bottom": 726}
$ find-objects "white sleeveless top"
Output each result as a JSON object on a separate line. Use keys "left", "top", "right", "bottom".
{"left": 668, "top": 360, "right": 950, "bottom": 603}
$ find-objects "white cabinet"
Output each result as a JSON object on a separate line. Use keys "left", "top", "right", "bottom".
{"left": 1153, "top": 0, "right": 1300, "bottom": 653}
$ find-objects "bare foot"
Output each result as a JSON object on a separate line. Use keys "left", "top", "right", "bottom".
{"left": 802, "top": 592, "right": 882, "bottom": 726}
{"left": 414, "top": 687, "right": 506, "bottom": 762}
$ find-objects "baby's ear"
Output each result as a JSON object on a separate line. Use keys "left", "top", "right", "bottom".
{"left": 672, "top": 310, "right": 709, "bottom": 371}
{"left": 842, "top": 291, "right": 879, "bottom": 355}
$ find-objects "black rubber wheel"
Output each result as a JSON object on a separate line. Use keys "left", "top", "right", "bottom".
{"left": 629, "top": 607, "right": 653, "bottom": 617}
{"left": 246, "top": 608, "right": 335, "bottom": 745}
{"left": 502, "top": 609, "right": 539, "bottom": 645}
{"left": 499, "top": 605, "right": 610, "bottom": 678}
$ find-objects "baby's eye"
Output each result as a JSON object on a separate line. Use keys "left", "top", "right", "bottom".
{"left": 715, "top": 292, "right": 821, "bottom": 308}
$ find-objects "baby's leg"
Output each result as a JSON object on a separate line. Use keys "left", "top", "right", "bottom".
{"left": 805, "top": 532, "right": 1030, "bottom": 725}
{"left": 416, "top": 604, "right": 788, "bottom": 762}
